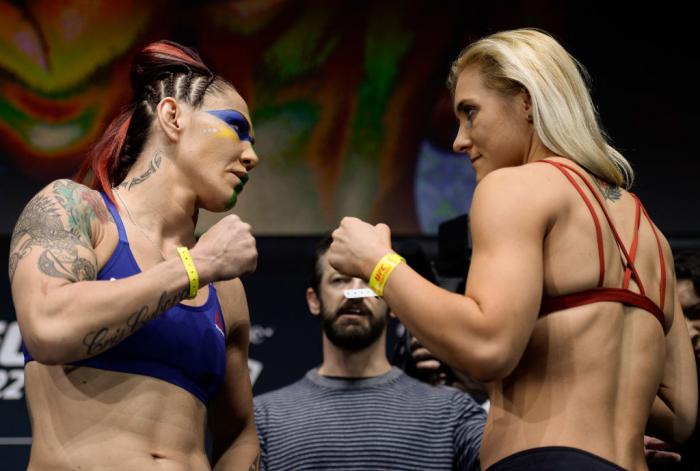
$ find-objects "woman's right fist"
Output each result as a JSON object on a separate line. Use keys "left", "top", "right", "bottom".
{"left": 191, "top": 214, "right": 257, "bottom": 283}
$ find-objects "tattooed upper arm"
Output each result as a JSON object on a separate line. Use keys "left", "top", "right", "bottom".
{"left": 9, "top": 179, "right": 110, "bottom": 285}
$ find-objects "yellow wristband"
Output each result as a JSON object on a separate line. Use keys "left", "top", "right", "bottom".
{"left": 369, "top": 253, "right": 405, "bottom": 297}
{"left": 177, "top": 246, "right": 199, "bottom": 299}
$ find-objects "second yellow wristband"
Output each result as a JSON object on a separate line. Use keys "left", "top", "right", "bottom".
{"left": 369, "top": 253, "right": 405, "bottom": 297}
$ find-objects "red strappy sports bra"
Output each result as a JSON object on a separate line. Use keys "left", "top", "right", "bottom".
{"left": 536, "top": 159, "right": 668, "bottom": 334}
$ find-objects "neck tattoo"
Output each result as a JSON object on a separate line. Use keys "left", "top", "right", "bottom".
{"left": 116, "top": 151, "right": 163, "bottom": 191}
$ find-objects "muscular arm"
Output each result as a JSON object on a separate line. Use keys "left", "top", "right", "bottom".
{"left": 9, "top": 180, "right": 218, "bottom": 364}
{"left": 647, "top": 286, "right": 698, "bottom": 443}
{"left": 371, "top": 168, "right": 549, "bottom": 381}
{"left": 209, "top": 279, "right": 260, "bottom": 471}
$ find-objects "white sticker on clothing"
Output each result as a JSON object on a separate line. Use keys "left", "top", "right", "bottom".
{"left": 343, "top": 288, "right": 378, "bottom": 299}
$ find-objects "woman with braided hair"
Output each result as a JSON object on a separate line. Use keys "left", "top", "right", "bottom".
{"left": 328, "top": 29, "right": 697, "bottom": 470}
{"left": 9, "top": 40, "right": 260, "bottom": 470}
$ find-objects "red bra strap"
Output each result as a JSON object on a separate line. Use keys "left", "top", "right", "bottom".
{"left": 552, "top": 161, "right": 647, "bottom": 295}
{"left": 540, "top": 288, "right": 667, "bottom": 333}
{"left": 537, "top": 160, "right": 605, "bottom": 286}
{"left": 639, "top": 201, "right": 667, "bottom": 310}
{"left": 623, "top": 197, "right": 642, "bottom": 290}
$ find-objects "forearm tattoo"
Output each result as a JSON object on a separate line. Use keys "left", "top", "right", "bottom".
{"left": 82, "top": 288, "right": 189, "bottom": 356}
{"left": 10, "top": 179, "right": 190, "bottom": 358}
{"left": 9, "top": 180, "right": 109, "bottom": 283}
{"left": 116, "top": 151, "right": 162, "bottom": 190}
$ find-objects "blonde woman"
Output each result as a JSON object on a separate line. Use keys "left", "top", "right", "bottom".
{"left": 328, "top": 29, "right": 697, "bottom": 470}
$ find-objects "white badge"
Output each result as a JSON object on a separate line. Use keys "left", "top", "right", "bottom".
{"left": 344, "top": 288, "right": 378, "bottom": 299}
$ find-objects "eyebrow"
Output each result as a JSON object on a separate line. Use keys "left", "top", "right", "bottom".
{"left": 454, "top": 100, "right": 471, "bottom": 118}
{"left": 214, "top": 109, "right": 256, "bottom": 144}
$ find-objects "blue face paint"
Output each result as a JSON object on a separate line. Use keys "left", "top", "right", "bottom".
{"left": 206, "top": 109, "right": 255, "bottom": 144}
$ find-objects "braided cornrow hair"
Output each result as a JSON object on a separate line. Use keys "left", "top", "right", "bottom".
{"left": 76, "top": 40, "right": 233, "bottom": 202}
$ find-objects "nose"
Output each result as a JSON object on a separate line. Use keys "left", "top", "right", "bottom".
{"left": 350, "top": 277, "right": 369, "bottom": 290}
{"left": 452, "top": 125, "right": 472, "bottom": 154}
{"left": 240, "top": 143, "right": 259, "bottom": 171}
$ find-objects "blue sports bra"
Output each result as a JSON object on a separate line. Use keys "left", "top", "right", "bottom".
{"left": 23, "top": 193, "right": 228, "bottom": 404}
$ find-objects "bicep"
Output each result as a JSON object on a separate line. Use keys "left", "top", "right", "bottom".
{"left": 465, "top": 171, "right": 548, "bottom": 356}
{"left": 10, "top": 181, "right": 102, "bottom": 325}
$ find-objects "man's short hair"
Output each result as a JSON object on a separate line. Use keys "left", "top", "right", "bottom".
{"left": 310, "top": 234, "right": 333, "bottom": 294}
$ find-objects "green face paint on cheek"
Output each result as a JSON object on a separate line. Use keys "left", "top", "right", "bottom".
{"left": 233, "top": 173, "right": 249, "bottom": 195}
{"left": 225, "top": 174, "right": 249, "bottom": 210}
{"left": 225, "top": 190, "right": 238, "bottom": 210}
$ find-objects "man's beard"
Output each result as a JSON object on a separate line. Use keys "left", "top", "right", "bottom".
{"left": 320, "top": 298, "right": 387, "bottom": 351}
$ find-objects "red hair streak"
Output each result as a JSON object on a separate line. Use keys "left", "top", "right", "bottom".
{"left": 75, "top": 111, "right": 131, "bottom": 204}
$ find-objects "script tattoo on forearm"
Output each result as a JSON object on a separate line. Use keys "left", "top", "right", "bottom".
{"left": 9, "top": 180, "right": 109, "bottom": 283}
{"left": 81, "top": 288, "right": 189, "bottom": 356}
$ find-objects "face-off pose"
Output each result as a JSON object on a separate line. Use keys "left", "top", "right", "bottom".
{"left": 328, "top": 29, "right": 697, "bottom": 470}
{"left": 10, "top": 41, "right": 261, "bottom": 470}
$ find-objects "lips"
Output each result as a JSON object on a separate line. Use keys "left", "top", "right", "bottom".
{"left": 231, "top": 172, "right": 249, "bottom": 193}
{"left": 338, "top": 308, "right": 366, "bottom": 317}
{"left": 336, "top": 312, "right": 369, "bottom": 324}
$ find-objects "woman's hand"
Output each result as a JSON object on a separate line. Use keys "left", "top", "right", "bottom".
{"left": 192, "top": 214, "right": 258, "bottom": 283}
{"left": 327, "top": 217, "right": 393, "bottom": 280}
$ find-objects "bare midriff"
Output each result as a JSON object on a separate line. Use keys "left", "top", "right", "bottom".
{"left": 25, "top": 363, "right": 212, "bottom": 471}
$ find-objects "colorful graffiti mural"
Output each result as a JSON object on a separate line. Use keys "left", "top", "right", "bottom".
{"left": 0, "top": 0, "right": 475, "bottom": 234}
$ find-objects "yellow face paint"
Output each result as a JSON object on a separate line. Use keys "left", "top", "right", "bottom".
{"left": 201, "top": 126, "right": 240, "bottom": 142}
{"left": 205, "top": 110, "right": 254, "bottom": 144}
{"left": 213, "top": 125, "right": 240, "bottom": 142}
{"left": 204, "top": 110, "right": 254, "bottom": 209}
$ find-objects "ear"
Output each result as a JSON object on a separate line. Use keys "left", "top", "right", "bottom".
{"left": 155, "top": 97, "right": 183, "bottom": 142}
{"left": 519, "top": 88, "right": 533, "bottom": 122}
{"left": 306, "top": 287, "right": 321, "bottom": 316}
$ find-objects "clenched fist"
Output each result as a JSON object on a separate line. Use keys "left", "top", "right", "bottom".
{"left": 191, "top": 214, "right": 257, "bottom": 283}
{"left": 327, "top": 217, "right": 393, "bottom": 280}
